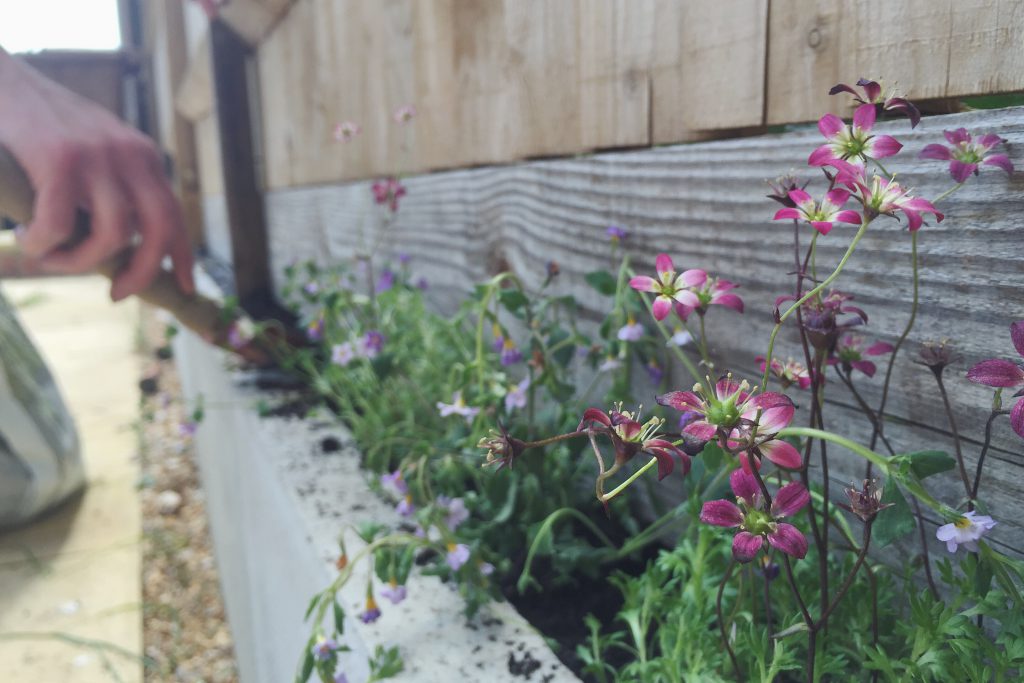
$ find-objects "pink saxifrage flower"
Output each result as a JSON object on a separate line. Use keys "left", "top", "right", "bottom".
{"left": 809, "top": 103, "right": 903, "bottom": 167}
{"left": 393, "top": 104, "right": 417, "bottom": 125}
{"left": 828, "top": 334, "right": 894, "bottom": 378}
{"left": 966, "top": 320, "right": 1024, "bottom": 438}
{"left": 578, "top": 405, "right": 691, "bottom": 480}
{"left": 772, "top": 188, "right": 861, "bottom": 235}
{"left": 830, "top": 160, "right": 943, "bottom": 231}
{"left": 829, "top": 78, "right": 921, "bottom": 128}
{"left": 372, "top": 178, "right": 406, "bottom": 212}
{"left": 919, "top": 128, "right": 1014, "bottom": 183}
{"left": 700, "top": 469, "right": 810, "bottom": 562}
{"left": 757, "top": 356, "right": 812, "bottom": 390}
{"left": 658, "top": 378, "right": 801, "bottom": 473}
{"left": 333, "top": 120, "right": 362, "bottom": 142}
{"left": 675, "top": 270, "right": 744, "bottom": 320}
{"left": 935, "top": 510, "right": 997, "bottom": 553}
{"left": 628, "top": 254, "right": 702, "bottom": 321}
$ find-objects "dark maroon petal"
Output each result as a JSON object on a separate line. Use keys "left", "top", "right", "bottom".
{"left": 650, "top": 449, "right": 675, "bottom": 480}
{"left": 767, "top": 523, "right": 808, "bottom": 559}
{"left": 700, "top": 500, "right": 744, "bottom": 527}
{"left": 851, "top": 359, "right": 877, "bottom": 377}
{"left": 944, "top": 128, "right": 970, "bottom": 145}
{"left": 857, "top": 79, "right": 881, "bottom": 102}
{"left": 713, "top": 293, "right": 744, "bottom": 313}
{"left": 828, "top": 83, "right": 859, "bottom": 97}
{"left": 771, "top": 481, "right": 810, "bottom": 518}
{"left": 967, "top": 359, "right": 1024, "bottom": 388}
{"left": 677, "top": 453, "right": 692, "bottom": 477}
{"left": 759, "top": 439, "right": 803, "bottom": 471}
{"left": 732, "top": 531, "right": 764, "bottom": 562}
{"left": 982, "top": 154, "right": 1014, "bottom": 175}
{"left": 656, "top": 391, "right": 704, "bottom": 412}
{"left": 1011, "top": 398, "right": 1024, "bottom": 439}
{"left": 729, "top": 467, "right": 760, "bottom": 505}
{"left": 579, "top": 408, "right": 612, "bottom": 429}
{"left": 1011, "top": 321, "right": 1024, "bottom": 359}
{"left": 949, "top": 160, "right": 977, "bottom": 183}
{"left": 919, "top": 143, "right": 951, "bottom": 161}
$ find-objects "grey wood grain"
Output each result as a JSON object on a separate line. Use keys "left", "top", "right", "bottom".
{"left": 262, "top": 106, "right": 1024, "bottom": 556}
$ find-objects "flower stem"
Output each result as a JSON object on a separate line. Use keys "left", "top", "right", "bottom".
{"left": 761, "top": 219, "right": 870, "bottom": 391}
{"left": 934, "top": 372, "right": 971, "bottom": 501}
{"left": 601, "top": 456, "right": 658, "bottom": 501}
{"left": 815, "top": 520, "right": 873, "bottom": 629}
{"left": 971, "top": 409, "right": 1008, "bottom": 503}
{"left": 716, "top": 560, "right": 741, "bottom": 679}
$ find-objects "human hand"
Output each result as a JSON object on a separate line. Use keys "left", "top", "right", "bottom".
{"left": 0, "top": 48, "right": 195, "bottom": 301}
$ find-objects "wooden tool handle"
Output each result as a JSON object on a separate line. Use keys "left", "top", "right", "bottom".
{"left": 0, "top": 145, "right": 229, "bottom": 347}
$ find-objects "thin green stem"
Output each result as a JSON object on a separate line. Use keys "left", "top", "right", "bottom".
{"left": 602, "top": 456, "right": 658, "bottom": 501}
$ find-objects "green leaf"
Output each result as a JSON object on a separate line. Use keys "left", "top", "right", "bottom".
{"left": 698, "top": 441, "right": 727, "bottom": 472}
{"left": 498, "top": 289, "right": 529, "bottom": 312}
{"left": 295, "top": 646, "right": 315, "bottom": 683}
{"left": 903, "top": 450, "right": 956, "bottom": 479}
{"left": 303, "top": 592, "right": 321, "bottom": 621}
{"left": 585, "top": 270, "right": 618, "bottom": 297}
{"left": 973, "top": 553, "right": 995, "bottom": 598}
{"left": 873, "top": 480, "right": 916, "bottom": 547}
{"left": 333, "top": 600, "right": 346, "bottom": 634}
{"left": 493, "top": 476, "right": 519, "bottom": 524}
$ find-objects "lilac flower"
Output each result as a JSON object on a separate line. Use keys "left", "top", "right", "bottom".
{"left": 936, "top": 511, "right": 997, "bottom": 553}
{"left": 393, "top": 104, "right": 417, "bottom": 124}
{"left": 376, "top": 269, "right": 395, "bottom": 293}
{"left": 967, "top": 320, "right": 1024, "bottom": 438}
{"left": 306, "top": 316, "right": 325, "bottom": 342}
{"left": 331, "top": 342, "right": 355, "bottom": 367}
{"left": 397, "top": 252, "right": 412, "bottom": 265}
{"left": 334, "top": 673, "right": 349, "bottom": 683}
{"left": 380, "top": 470, "right": 409, "bottom": 498}
{"left": 359, "top": 331, "right": 385, "bottom": 359}
{"left": 304, "top": 281, "right": 320, "bottom": 296}
{"left": 808, "top": 104, "right": 903, "bottom": 166}
{"left": 617, "top": 317, "right": 645, "bottom": 342}
{"left": 772, "top": 188, "right": 861, "bottom": 235}
{"left": 628, "top": 254, "right": 702, "bottom": 321}
{"left": 438, "top": 496, "right": 470, "bottom": 530}
{"left": 828, "top": 334, "right": 894, "bottom": 378}
{"left": 598, "top": 357, "right": 622, "bottom": 373}
{"left": 178, "top": 421, "right": 198, "bottom": 437}
{"left": 359, "top": 596, "right": 382, "bottom": 623}
{"left": 395, "top": 495, "right": 415, "bottom": 517}
{"left": 380, "top": 580, "right": 407, "bottom": 604}
{"left": 606, "top": 225, "right": 627, "bottom": 242}
{"left": 436, "top": 391, "right": 480, "bottom": 423}
{"left": 333, "top": 120, "right": 361, "bottom": 142}
{"left": 920, "top": 128, "right": 1014, "bottom": 183}
{"left": 446, "top": 543, "right": 471, "bottom": 570}
{"left": 829, "top": 78, "right": 921, "bottom": 128}
{"left": 491, "top": 324, "right": 505, "bottom": 353}
{"left": 312, "top": 636, "right": 339, "bottom": 661}
{"left": 504, "top": 378, "right": 530, "bottom": 413}
{"left": 479, "top": 562, "right": 495, "bottom": 576}
{"left": 415, "top": 277, "right": 429, "bottom": 290}
{"left": 646, "top": 360, "right": 663, "bottom": 385}
{"left": 500, "top": 339, "right": 523, "bottom": 365}
{"left": 700, "top": 469, "right": 810, "bottom": 562}
{"left": 669, "top": 327, "right": 693, "bottom": 347}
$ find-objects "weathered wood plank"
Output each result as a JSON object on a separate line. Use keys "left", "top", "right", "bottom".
{"left": 262, "top": 107, "right": 1024, "bottom": 555}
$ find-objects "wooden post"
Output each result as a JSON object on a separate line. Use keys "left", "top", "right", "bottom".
{"left": 209, "top": 19, "right": 280, "bottom": 318}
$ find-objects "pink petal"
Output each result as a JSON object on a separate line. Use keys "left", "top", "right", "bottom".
{"left": 788, "top": 188, "right": 813, "bottom": 207}
{"left": 759, "top": 439, "right": 803, "bottom": 470}
{"left": 859, "top": 80, "right": 881, "bottom": 102}
{"left": 982, "top": 154, "right": 1014, "bottom": 175}
{"left": 867, "top": 134, "right": 902, "bottom": 159}
{"left": 966, "top": 359, "right": 1024, "bottom": 388}
{"left": 715, "top": 378, "right": 746, "bottom": 401}
{"left": 754, "top": 404, "right": 795, "bottom": 433}
{"left": 767, "top": 523, "right": 808, "bottom": 559}
{"left": 771, "top": 481, "right": 810, "bottom": 517}
{"left": 712, "top": 293, "right": 744, "bottom": 313}
{"left": 657, "top": 390, "right": 703, "bottom": 412}
{"left": 852, "top": 103, "right": 876, "bottom": 132}
{"left": 732, "top": 531, "right": 764, "bottom": 562}
{"left": 1011, "top": 398, "right": 1024, "bottom": 439}
{"left": 824, "top": 188, "right": 851, "bottom": 207}
{"left": 700, "top": 499, "right": 743, "bottom": 527}
{"left": 976, "top": 133, "right": 1004, "bottom": 150}
{"left": 629, "top": 275, "right": 658, "bottom": 292}
{"left": 944, "top": 128, "right": 970, "bottom": 145}
{"left": 652, "top": 295, "right": 673, "bottom": 321}
{"left": 833, "top": 210, "right": 862, "bottom": 225}
{"left": 817, "top": 113, "right": 845, "bottom": 139}
{"left": 681, "top": 269, "right": 708, "bottom": 287}
{"left": 851, "top": 359, "right": 877, "bottom": 377}
{"left": 1012, "top": 321, "right": 1024, "bottom": 359}
{"left": 808, "top": 145, "right": 837, "bottom": 167}
{"left": 729, "top": 467, "right": 761, "bottom": 505}
{"left": 811, "top": 221, "right": 834, "bottom": 235}
{"left": 672, "top": 289, "right": 701, "bottom": 309}
{"left": 655, "top": 253, "right": 675, "bottom": 279}
{"left": 674, "top": 303, "right": 693, "bottom": 322}
{"left": 580, "top": 408, "right": 612, "bottom": 428}
{"left": 774, "top": 208, "right": 801, "bottom": 221}
{"left": 866, "top": 341, "right": 894, "bottom": 355}
{"left": 919, "top": 143, "right": 951, "bottom": 161}
{"left": 900, "top": 197, "right": 943, "bottom": 223}
{"left": 949, "top": 160, "right": 977, "bottom": 183}
{"left": 749, "top": 392, "right": 793, "bottom": 411}
{"left": 683, "top": 421, "right": 718, "bottom": 441}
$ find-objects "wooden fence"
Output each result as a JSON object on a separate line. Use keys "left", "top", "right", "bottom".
{"left": 143, "top": 1, "right": 1024, "bottom": 556}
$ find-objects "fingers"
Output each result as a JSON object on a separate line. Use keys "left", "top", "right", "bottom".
{"left": 40, "top": 173, "right": 131, "bottom": 274}
{"left": 18, "top": 170, "right": 79, "bottom": 257}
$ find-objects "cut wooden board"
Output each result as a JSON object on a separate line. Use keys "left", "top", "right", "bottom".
{"left": 261, "top": 106, "right": 1024, "bottom": 556}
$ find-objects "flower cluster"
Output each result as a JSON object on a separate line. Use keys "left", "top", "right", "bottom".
{"left": 967, "top": 320, "right": 1024, "bottom": 438}
{"left": 629, "top": 253, "right": 743, "bottom": 321}
{"left": 578, "top": 405, "right": 691, "bottom": 480}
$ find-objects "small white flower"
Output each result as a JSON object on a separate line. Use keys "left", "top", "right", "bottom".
{"left": 935, "top": 510, "right": 997, "bottom": 553}
{"left": 617, "top": 321, "right": 645, "bottom": 342}
{"left": 436, "top": 391, "right": 480, "bottom": 423}
{"left": 331, "top": 342, "right": 355, "bottom": 366}
{"left": 669, "top": 328, "right": 693, "bottom": 347}
{"left": 598, "top": 357, "right": 622, "bottom": 373}
{"left": 504, "top": 378, "right": 530, "bottom": 412}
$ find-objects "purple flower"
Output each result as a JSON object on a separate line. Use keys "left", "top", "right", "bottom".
{"left": 500, "top": 339, "right": 523, "bottom": 365}
{"left": 312, "top": 636, "right": 339, "bottom": 661}
{"left": 830, "top": 159, "right": 944, "bottom": 232}
{"left": 772, "top": 188, "right": 861, "bottom": 235}
{"left": 446, "top": 543, "right": 471, "bottom": 571}
{"left": 437, "top": 391, "right": 480, "bottom": 423}
{"left": 700, "top": 469, "right": 810, "bottom": 562}
{"left": 380, "top": 580, "right": 407, "bottom": 604}
{"left": 397, "top": 252, "right": 412, "bottom": 265}
{"left": 359, "top": 331, "right": 385, "bottom": 359}
{"left": 829, "top": 78, "right": 921, "bottom": 128}
{"left": 646, "top": 360, "right": 663, "bottom": 384}
{"left": 936, "top": 511, "right": 997, "bottom": 553}
{"left": 303, "top": 281, "right": 321, "bottom": 296}
{"left": 306, "top": 316, "right": 325, "bottom": 342}
{"left": 359, "top": 596, "right": 381, "bottom": 623}
{"left": 617, "top": 317, "right": 645, "bottom": 342}
{"left": 415, "top": 277, "right": 429, "bottom": 290}
{"left": 606, "top": 225, "right": 627, "bottom": 242}
{"left": 669, "top": 327, "right": 693, "bottom": 347}
{"left": 376, "top": 269, "right": 395, "bottom": 293}
{"left": 479, "top": 562, "right": 495, "bottom": 576}
{"left": 828, "top": 334, "right": 894, "bottom": 378}
{"left": 920, "top": 128, "right": 1013, "bottom": 183}
{"left": 332, "top": 342, "right": 355, "bottom": 367}
{"left": 380, "top": 470, "right": 408, "bottom": 497}
{"left": 504, "top": 378, "right": 530, "bottom": 413}
{"left": 372, "top": 178, "right": 406, "bottom": 212}
{"left": 967, "top": 320, "right": 1024, "bottom": 438}
{"left": 396, "top": 495, "right": 415, "bottom": 517}
{"left": 227, "top": 318, "right": 255, "bottom": 349}
{"left": 334, "top": 673, "right": 349, "bottom": 683}
{"left": 808, "top": 104, "right": 903, "bottom": 167}
{"left": 438, "top": 496, "right": 470, "bottom": 530}
{"left": 178, "top": 421, "right": 198, "bottom": 437}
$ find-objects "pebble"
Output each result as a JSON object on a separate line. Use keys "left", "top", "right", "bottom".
{"left": 156, "top": 490, "right": 183, "bottom": 515}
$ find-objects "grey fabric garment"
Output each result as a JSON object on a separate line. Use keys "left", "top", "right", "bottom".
{"left": 0, "top": 288, "right": 83, "bottom": 526}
